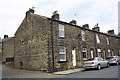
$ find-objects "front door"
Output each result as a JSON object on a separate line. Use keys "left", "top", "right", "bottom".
{"left": 90, "top": 50, "right": 94, "bottom": 58}
{"left": 72, "top": 48, "right": 76, "bottom": 66}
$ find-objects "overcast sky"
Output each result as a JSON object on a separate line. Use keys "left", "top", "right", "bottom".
{"left": 0, "top": 0, "right": 119, "bottom": 39}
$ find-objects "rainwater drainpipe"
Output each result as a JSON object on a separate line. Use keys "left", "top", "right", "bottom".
{"left": 94, "top": 32, "right": 97, "bottom": 57}
{"left": 51, "top": 19, "right": 55, "bottom": 72}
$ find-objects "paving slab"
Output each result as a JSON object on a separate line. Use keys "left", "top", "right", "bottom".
{"left": 54, "top": 68, "right": 84, "bottom": 75}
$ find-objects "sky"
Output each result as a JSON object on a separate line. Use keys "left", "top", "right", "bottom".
{"left": 0, "top": 0, "right": 119, "bottom": 39}
{"left": 119, "top": 1, "right": 120, "bottom": 33}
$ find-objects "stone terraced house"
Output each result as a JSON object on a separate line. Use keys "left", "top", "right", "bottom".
{"left": 1, "top": 35, "right": 14, "bottom": 64}
{"left": 3, "top": 9, "right": 120, "bottom": 72}
{"left": 0, "top": 38, "right": 2, "bottom": 61}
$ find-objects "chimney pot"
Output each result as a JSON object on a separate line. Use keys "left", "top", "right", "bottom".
{"left": 118, "top": 32, "right": 120, "bottom": 36}
{"left": 69, "top": 20, "right": 77, "bottom": 25}
{"left": 83, "top": 24, "right": 89, "bottom": 29}
{"left": 108, "top": 30, "right": 114, "bottom": 34}
{"left": 4, "top": 35, "right": 8, "bottom": 39}
{"left": 51, "top": 11, "right": 60, "bottom": 20}
{"left": 92, "top": 23, "right": 100, "bottom": 31}
{"left": 26, "top": 8, "right": 35, "bottom": 16}
{"left": 92, "top": 27, "right": 100, "bottom": 31}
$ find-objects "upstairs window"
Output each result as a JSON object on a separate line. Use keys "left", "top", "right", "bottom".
{"left": 58, "top": 24, "right": 65, "bottom": 38}
{"left": 81, "top": 30, "right": 85, "bottom": 41}
{"left": 96, "top": 34, "right": 100, "bottom": 43}
{"left": 106, "top": 37, "right": 109, "bottom": 45}
{"left": 59, "top": 46, "right": 66, "bottom": 61}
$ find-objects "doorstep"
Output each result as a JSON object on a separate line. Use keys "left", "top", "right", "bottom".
{"left": 54, "top": 68, "right": 84, "bottom": 75}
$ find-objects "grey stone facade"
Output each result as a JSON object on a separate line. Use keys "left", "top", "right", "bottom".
{"left": 0, "top": 38, "right": 2, "bottom": 61}
{"left": 4, "top": 10, "right": 120, "bottom": 72}
{"left": 2, "top": 37, "right": 14, "bottom": 62}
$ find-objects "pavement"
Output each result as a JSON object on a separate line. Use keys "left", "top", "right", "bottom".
{"left": 5, "top": 66, "right": 84, "bottom": 75}
{"left": 53, "top": 68, "right": 84, "bottom": 75}
{"left": 2, "top": 63, "right": 84, "bottom": 78}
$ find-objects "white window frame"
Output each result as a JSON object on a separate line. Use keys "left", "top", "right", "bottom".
{"left": 97, "top": 48, "right": 101, "bottom": 57}
{"left": 82, "top": 48, "right": 87, "bottom": 60}
{"left": 96, "top": 34, "right": 100, "bottom": 43}
{"left": 108, "top": 49, "right": 111, "bottom": 57}
{"left": 59, "top": 46, "right": 66, "bottom": 61}
{"left": 106, "top": 37, "right": 109, "bottom": 45}
{"left": 81, "top": 30, "right": 85, "bottom": 41}
{"left": 58, "top": 24, "right": 65, "bottom": 38}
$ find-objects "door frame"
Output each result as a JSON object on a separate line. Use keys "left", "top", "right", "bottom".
{"left": 72, "top": 48, "right": 76, "bottom": 66}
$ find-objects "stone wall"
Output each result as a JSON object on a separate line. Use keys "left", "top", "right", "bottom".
{"left": 49, "top": 19, "right": 120, "bottom": 71}
{"left": 13, "top": 13, "right": 120, "bottom": 72}
{"left": 2, "top": 37, "right": 14, "bottom": 62}
{"left": 14, "top": 14, "right": 50, "bottom": 71}
{"left": 0, "top": 39, "right": 2, "bottom": 61}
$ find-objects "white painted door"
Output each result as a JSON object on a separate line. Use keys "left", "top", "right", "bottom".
{"left": 90, "top": 50, "right": 94, "bottom": 58}
{"left": 72, "top": 48, "right": 76, "bottom": 66}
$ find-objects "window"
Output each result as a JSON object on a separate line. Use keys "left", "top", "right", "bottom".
{"left": 82, "top": 48, "right": 87, "bottom": 60}
{"left": 81, "top": 30, "right": 85, "bottom": 41}
{"left": 97, "top": 49, "right": 101, "bottom": 57}
{"left": 86, "top": 58, "right": 95, "bottom": 61}
{"left": 58, "top": 24, "right": 65, "bottom": 37}
{"left": 98, "top": 58, "right": 103, "bottom": 61}
{"left": 59, "top": 46, "right": 66, "bottom": 61}
{"left": 108, "top": 49, "right": 111, "bottom": 57}
{"left": 96, "top": 34, "right": 100, "bottom": 43}
{"left": 6, "top": 57, "right": 14, "bottom": 62}
{"left": 106, "top": 37, "right": 109, "bottom": 45}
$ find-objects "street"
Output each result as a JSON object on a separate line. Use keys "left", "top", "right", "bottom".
{"left": 59, "top": 65, "right": 119, "bottom": 78}
{"left": 1, "top": 62, "right": 119, "bottom": 79}
{"left": 2, "top": 64, "right": 60, "bottom": 78}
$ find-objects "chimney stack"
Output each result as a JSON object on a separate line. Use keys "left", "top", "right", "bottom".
{"left": 108, "top": 30, "right": 114, "bottom": 34}
{"left": 92, "top": 27, "right": 100, "bottom": 31}
{"left": 92, "top": 23, "right": 100, "bottom": 31}
{"left": 69, "top": 20, "right": 77, "bottom": 25}
{"left": 83, "top": 24, "right": 89, "bottom": 29}
{"left": 118, "top": 32, "right": 120, "bottom": 36}
{"left": 4, "top": 35, "right": 8, "bottom": 39}
{"left": 51, "top": 10, "right": 60, "bottom": 20}
{"left": 26, "top": 8, "right": 35, "bottom": 16}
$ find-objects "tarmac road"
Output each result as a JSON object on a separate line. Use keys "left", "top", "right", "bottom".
{"left": 1, "top": 62, "right": 119, "bottom": 80}
{"left": 59, "top": 65, "right": 119, "bottom": 78}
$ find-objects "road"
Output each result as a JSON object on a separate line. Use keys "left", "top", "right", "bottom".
{"left": 58, "top": 65, "right": 119, "bottom": 78}
{"left": 0, "top": 62, "right": 119, "bottom": 79}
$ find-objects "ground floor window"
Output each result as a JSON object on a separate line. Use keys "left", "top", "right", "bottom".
{"left": 108, "top": 49, "right": 111, "bottom": 57}
{"left": 97, "top": 48, "right": 101, "bottom": 57}
{"left": 82, "top": 48, "right": 87, "bottom": 60}
{"left": 6, "top": 57, "right": 14, "bottom": 62}
{"left": 59, "top": 46, "right": 66, "bottom": 61}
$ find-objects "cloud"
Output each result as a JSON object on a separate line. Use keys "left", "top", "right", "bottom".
{"left": 0, "top": 0, "right": 119, "bottom": 38}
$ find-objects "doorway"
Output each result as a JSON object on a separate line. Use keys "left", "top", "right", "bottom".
{"left": 72, "top": 48, "right": 76, "bottom": 66}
